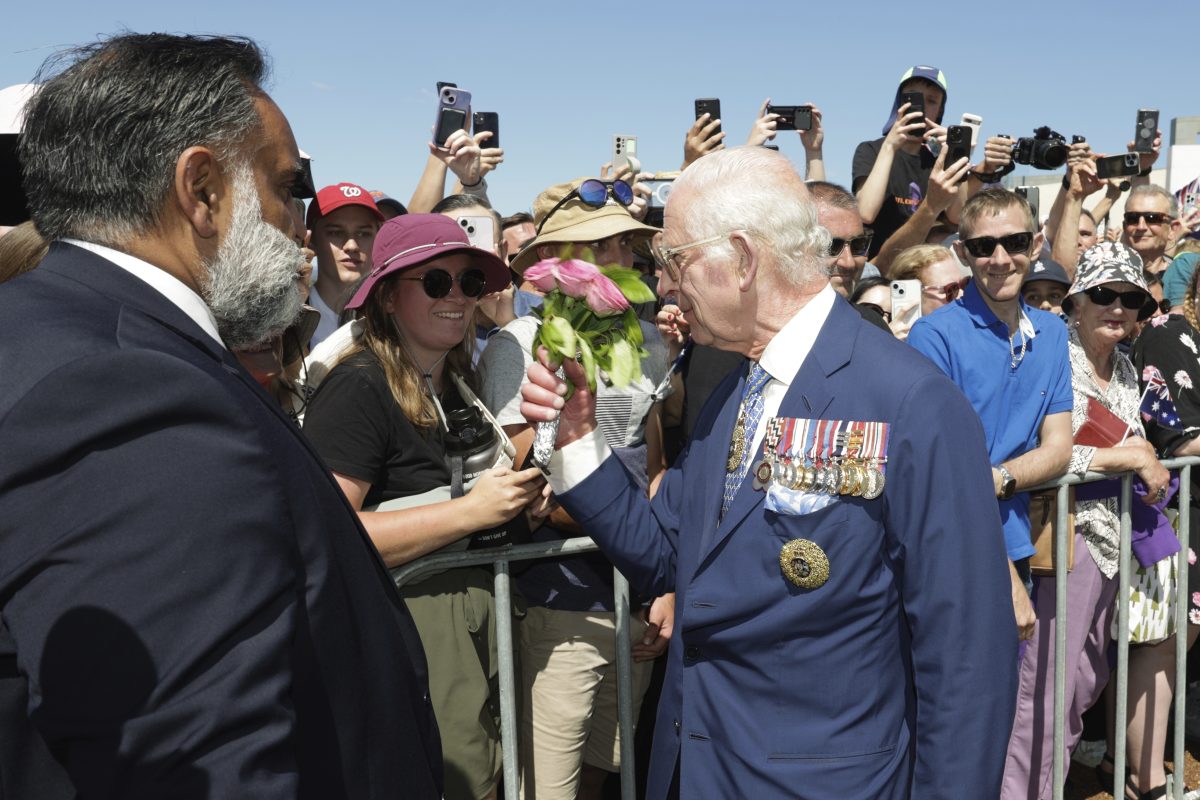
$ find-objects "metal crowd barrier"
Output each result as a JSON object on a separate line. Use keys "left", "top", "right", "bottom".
{"left": 392, "top": 537, "right": 636, "bottom": 800}
{"left": 1032, "top": 456, "right": 1200, "bottom": 800}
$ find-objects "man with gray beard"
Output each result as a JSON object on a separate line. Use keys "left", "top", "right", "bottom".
{"left": 0, "top": 34, "right": 442, "bottom": 799}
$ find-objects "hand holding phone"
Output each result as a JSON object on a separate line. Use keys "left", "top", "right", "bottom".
{"left": 695, "top": 98, "right": 721, "bottom": 136}
{"left": 434, "top": 86, "right": 472, "bottom": 149}
{"left": 612, "top": 135, "right": 639, "bottom": 179}
{"left": 942, "top": 125, "right": 972, "bottom": 166}
{"left": 473, "top": 111, "right": 500, "bottom": 150}
{"left": 766, "top": 104, "right": 813, "bottom": 132}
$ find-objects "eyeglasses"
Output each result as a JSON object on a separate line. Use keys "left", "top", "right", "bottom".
{"left": 961, "top": 232, "right": 1035, "bottom": 258}
{"left": 396, "top": 268, "right": 488, "bottom": 299}
{"left": 856, "top": 303, "right": 892, "bottom": 324}
{"left": 536, "top": 179, "right": 634, "bottom": 235}
{"left": 828, "top": 233, "right": 873, "bottom": 258}
{"left": 1082, "top": 285, "right": 1149, "bottom": 310}
{"left": 1122, "top": 211, "right": 1173, "bottom": 227}
{"left": 652, "top": 231, "right": 742, "bottom": 282}
{"left": 922, "top": 277, "right": 969, "bottom": 302}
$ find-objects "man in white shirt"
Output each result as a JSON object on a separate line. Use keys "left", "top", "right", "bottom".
{"left": 519, "top": 146, "right": 1017, "bottom": 799}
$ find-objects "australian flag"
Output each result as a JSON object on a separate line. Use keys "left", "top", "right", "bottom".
{"left": 1141, "top": 365, "right": 1184, "bottom": 430}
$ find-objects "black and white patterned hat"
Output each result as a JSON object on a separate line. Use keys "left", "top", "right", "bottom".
{"left": 1062, "top": 242, "right": 1155, "bottom": 320}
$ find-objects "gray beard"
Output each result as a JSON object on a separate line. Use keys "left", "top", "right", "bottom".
{"left": 201, "top": 166, "right": 304, "bottom": 349}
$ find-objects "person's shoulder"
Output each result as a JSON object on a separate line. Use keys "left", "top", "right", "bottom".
{"left": 853, "top": 137, "right": 884, "bottom": 155}
{"left": 1138, "top": 313, "right": 1191, "bottom": 346}
{"left": 498, "top": 314, "right": 539, "bottom": 347}
{"left": 910, "top": 300, "right": 967, "bottom": 336}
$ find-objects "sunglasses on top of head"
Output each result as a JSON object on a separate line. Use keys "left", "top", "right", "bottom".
{"left": 396, "top": 268, "right": 488, "bottom": 299}
{"left": 536, "top": 179, "right": 634, "bottom": 234}
{"left": 961, "top": 231, "right": 1035, "bottom": 259}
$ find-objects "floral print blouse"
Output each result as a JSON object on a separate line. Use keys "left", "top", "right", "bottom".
{"left": 1132, "top": 313, "right": 1200, "bottom": 456}
{"left": 1068, "top": 327, "right": 1144, "bottom": 579}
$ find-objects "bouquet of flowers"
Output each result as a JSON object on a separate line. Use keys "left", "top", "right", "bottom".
{"left": 523, "top": 255, "right": 656, "bottom": 468}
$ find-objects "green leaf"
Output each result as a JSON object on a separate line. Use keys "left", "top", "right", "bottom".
{"left": 577, "top": 336, "right": 598, "bottom": 393}
{"left": 538, "top": 315, "right": 576, "bottom": 365}
{"left": 606, "top": 338, "right": 640, "bottom": 387}
{"left": 600, "top": 266, "right": 656, "bottom": 304}
{"left": 620, "top": 309, "right": 643, "bottom": 347}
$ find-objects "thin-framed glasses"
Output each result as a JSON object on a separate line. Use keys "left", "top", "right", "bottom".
{"left": 652, "top": 231, "right": 743, "bottom": 282}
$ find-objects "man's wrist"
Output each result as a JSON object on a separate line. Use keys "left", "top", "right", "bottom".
{"left": 996, "top": 464, "right": 1017, "bottom": 500}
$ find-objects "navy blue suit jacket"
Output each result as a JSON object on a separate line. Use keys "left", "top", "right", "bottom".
{"left": 0, "top": 244, "right": 442, "bottom": 799}
{"left": 560, "top": 296, "right": 1017, "bottom": 799}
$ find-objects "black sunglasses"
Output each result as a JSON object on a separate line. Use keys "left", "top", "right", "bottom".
{"left": 828, "top": 233, "right": 873, "bottom": 258}
{"left": 1082, "top": 286, "right": 1149, "bottom": 311}
{"left": 856, "top": 302, "right": 892, "bottom": 323}
{"left": 536, "top": 179, "right": 634, "bottom": 234}
{"left": 961, "top": 231, "right": 1035, "bottom": 258}
{"left": 1122, "top": 211, "right": 1173, "bottom": 227}
{"left": 396, "top": 268, "right": 488, "bottom": 299}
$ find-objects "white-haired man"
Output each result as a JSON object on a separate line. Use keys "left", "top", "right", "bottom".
{"left": 519, "top": 146, "right": 1017, "bottom": 799}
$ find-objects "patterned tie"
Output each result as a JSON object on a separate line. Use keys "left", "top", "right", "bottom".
{"left": 721, "top": 362, "right": 772, "bottom": 518}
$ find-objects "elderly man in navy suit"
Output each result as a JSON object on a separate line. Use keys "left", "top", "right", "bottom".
{"left": 520, "top": 146, "right": 1018, "bottom": 799}
{"left": 0, "top": 34, "right": 440, "bottom": 798}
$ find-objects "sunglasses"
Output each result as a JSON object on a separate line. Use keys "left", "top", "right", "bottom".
{"left": 961, "top": 231, "right": 1035, "bottom": 259}
{"left": 856, "top": 303, "right": 892, "bottom": 324}
{"left": 536, "top": 179, "right": 634, "bottom": 234}
{"left": 828, "top": 233, "right": 873, "bottom": 258}
{"left": 1122, "top": 211, "right": 1173, "bottom": 227}
{"left": 396, "top": 268, "right": 488, "bottom": 299}
{"left": 1082, "top": 285, "right": 1149, "bottom": 311}
{"left": 922, "top": 277, "right": 969, "bottom": 302}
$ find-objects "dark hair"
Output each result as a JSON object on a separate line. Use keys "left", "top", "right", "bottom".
{"left": 500, "top": 211, "right": 534, "bottom": 230}
{"left": 19, "top": 33, "right": 269, "bottom": 244}
{"left": 849, "top": 276, "right": 890, "bottom": 304}
{"left": 806, "top": 181, "right": 857, "bottom": 213}
{"left": 430, "top": 194, "right": 500, "bottom": 228}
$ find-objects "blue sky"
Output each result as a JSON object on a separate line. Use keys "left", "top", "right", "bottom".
{"left": 6, "top": 1, "right": 1200, "bottom": 216}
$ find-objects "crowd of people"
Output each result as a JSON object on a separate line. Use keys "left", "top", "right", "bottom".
{"left": 3, "top": 31, "right": 1200, "bottom": 800}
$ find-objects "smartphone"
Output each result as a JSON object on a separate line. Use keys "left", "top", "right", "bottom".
{"left": 1015, "top": 186, "right": 1040, "bottom": 225}
{"left": 434, "top": 86, "right": 471, "bottom": 149}
{"left": 613, "top": 135, "right": 638, "bottom": 178}
{"left": 472, "top": 111, "right": 499, "bottom": 149}
{"left": 767, "top": 104, "right": 813, "bottom": 132}
{"left": 1096, "top": 152, "right": 1140, "bottom": 180}
{"left": 960, "top": 113, "right": 983, "bottom": 148}
{"left": 899, "top": 91, "right": 925, "bottom": 121}
{"left": 436, "top": 81, "right": 457, "bottom": 93}
{"left": 942, "top": 125, "right": 973, "bottom": 167}
{"left": 695, "top": 98, "right": 721, "bottom": 136}
{"left": 1134, "top": 109, "right": 1159, "bottom": 154}
{"left": 890, "top": 280, "right": 922, "bottom": 326}
{"left": 457, "top": 215, "right": 496, "bottom": 254}
{"left": 642, "top": 178, "right": 675, "bottom": 227}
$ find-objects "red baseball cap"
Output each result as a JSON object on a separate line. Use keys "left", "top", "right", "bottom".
{"left": 305, "top": 182, "right": 384, "bottom": 229}
{"left": 345, "top": 214, "right": 510, "bottom": 310}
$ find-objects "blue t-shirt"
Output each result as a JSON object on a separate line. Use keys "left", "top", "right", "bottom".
{"left": 1163, "top": 253, "right": 1200, "bottom": 309}
{"left": 908, "top": 281, "right": 1072, "bottom": 561}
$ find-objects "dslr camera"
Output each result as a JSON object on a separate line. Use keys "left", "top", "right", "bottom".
{"left": 1011, "top": 127, "right": 1070, "bottom": 170}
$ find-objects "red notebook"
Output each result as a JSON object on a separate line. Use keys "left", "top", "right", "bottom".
{"left": 1075, "top": 396, "right": 1132, "bottom": 448}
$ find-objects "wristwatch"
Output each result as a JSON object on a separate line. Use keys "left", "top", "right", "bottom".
{"left": 997, "top": 465, "right": 1017, "bottom": 500}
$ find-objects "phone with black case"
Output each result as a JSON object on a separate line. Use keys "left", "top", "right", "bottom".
{"left": 695, "top": 98, "right": 721, "bottom": 136}
{"left": 473, "top": 112, "right": 499, "bottom": 149}
{"left": 899, "top": 91, "right": 925, "bottom": 121}
{"left": 1096, "top": 153, "right": 1141, "bottom": 180}
{"left": 943, "top": 125, "right": 972, "bottom": 166}
{"left": 1134, "top": 109, "right": 1159, "bottom": 153}
{"left": 434, "top": 86, "right": 471, "bottom": 149}
{"left": 767, "top": 104, "right": 812, "bottom": 132}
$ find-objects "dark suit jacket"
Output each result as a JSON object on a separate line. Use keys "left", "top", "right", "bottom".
{"left": 0, "top": 243, "right": 442, "bottom": 799}
{"left": 559, "top": 296, "right": 1018, "bottom": 799}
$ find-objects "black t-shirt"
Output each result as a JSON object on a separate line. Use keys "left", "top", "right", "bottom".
{"left": 851, "top": 138, "right": 936, "bottom": 259}
{"left": 302, "top": 350, "right": 466, "bottom": 507}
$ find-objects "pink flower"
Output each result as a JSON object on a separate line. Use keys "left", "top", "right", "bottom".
{"left": 584, "top": 272, "right": 631, "bottom": 315}
{"left": 523, "top": 258, "right": 562, "bottom": 293}
{"left": 1192, "top": 591, "right": 1200, "bottom": 607}
{"left": 555, "top": 258, "right": 602, "bottom": 298}
{"left": 1190, "top": 548, "right": 1197, "bottom": 565}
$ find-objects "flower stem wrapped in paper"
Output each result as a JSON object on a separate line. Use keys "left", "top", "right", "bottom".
{"left": 524, "top": 254, "right": 656, "bottom": 472}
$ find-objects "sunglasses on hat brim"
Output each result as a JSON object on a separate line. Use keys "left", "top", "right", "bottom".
{"left": 536, "top": 179, "right": 634, "bottom": 235}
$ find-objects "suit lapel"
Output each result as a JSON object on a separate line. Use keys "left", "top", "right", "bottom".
{"left": 693, "top": 364, "right": 749, "bottom": 560}
{"left": 694, "top": 297, "right": 861, "bottom": 571}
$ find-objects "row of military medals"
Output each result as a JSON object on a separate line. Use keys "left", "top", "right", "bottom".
{"left": 751, "top": 418, "right": 886, "bottom": 500}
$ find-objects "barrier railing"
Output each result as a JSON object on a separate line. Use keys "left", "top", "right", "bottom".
{"left": 394, "top": 456, "right": 1200, "bottom": 800}
{"left": 1031, "top": 456, "right": 1200, "bottom": 800}
{"left": 392, "top": 537, "right": 636, "bottom": 800}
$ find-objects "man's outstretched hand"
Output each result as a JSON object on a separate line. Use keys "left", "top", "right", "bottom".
{"left": 520, "top": 348, "right": 598, "bottom": 448}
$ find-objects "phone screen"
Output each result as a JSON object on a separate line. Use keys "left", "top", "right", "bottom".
{"left": 436, "top": 108, "right": 467, "bottom": 147}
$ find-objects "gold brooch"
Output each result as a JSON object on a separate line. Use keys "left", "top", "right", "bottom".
{"left": 779, "top": 539, "right": 830, "bottom": 590}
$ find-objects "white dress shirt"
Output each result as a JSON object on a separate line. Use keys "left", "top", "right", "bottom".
{"left": 549, "top": 284, "right": 838, "bottom": 494}
{"left": 62, "top": 238, "right": 224, "bottom": 348}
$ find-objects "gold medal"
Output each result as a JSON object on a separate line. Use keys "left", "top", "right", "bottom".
{"left": 779, "top": 539, "right": 830, "bottom": 589}
{"left": 839, "top": 463, "right": 860, "bottom": 496}
{"left": 798, "top": 465, "right": 816, "bottom": 491}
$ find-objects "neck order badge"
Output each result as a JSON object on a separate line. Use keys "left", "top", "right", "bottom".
{"left": 722, "top": 363, "right": 772, "bottom": 517}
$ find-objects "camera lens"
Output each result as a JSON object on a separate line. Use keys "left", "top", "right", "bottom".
{"left": 446, "top": 93, "right": 456, "bottom": 104}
